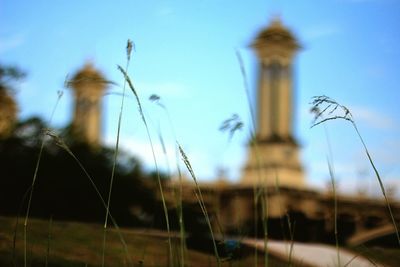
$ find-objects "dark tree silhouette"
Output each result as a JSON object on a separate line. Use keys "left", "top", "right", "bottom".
{"left": 0, "top": 117, "right": 157, "bottom": 226}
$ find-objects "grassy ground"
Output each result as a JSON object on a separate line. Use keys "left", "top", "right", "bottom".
{"left": 0, "top": 216, "right": 293, "bottom": 267}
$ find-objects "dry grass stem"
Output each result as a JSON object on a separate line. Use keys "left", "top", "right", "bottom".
{"left": 23, "top": 91, "right": 63, "bottom": 267}
{"left": 310, "top": 95, "right": 400, "bottom": 247}
{"left": 118, "top": 56, "right": 174, "bottom": 266}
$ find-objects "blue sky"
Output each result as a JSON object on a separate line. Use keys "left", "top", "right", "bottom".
{"left": 2, "top": 0, "right": 400, "bottom": 196}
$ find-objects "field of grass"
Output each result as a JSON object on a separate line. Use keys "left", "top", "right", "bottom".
{"left": 0, "top": 216, "right": 294, "bottom": 267}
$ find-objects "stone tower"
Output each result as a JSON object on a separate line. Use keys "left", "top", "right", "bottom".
{"left": 69, "top": 62, "right": 107, "bottom": 147}
{"left": 241, "top": 18, "right": 305, "bottom": 187}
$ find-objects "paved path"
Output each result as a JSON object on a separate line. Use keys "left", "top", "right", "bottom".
{"left": 242, "top": 239, "right": 383, "bottom": 267}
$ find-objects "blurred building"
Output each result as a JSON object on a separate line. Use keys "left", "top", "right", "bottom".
{"left": 242, "top": 18, "right": 304, "bottom": 188}
{"left": 61, "top": 19, "right": 399, "bottom": 247}
{"left": 165, "top": 18, "right": 400, "bottom": 247}
{"left": 69, "top": 62, "right": 107, "bottom": 147}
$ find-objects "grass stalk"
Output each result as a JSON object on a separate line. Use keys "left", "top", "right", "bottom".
{"left": 236, "top": 51, "right": 259, "bottom": 266}
{"left": 117, "top": 63, "right": 174, "bottom": 266}
{"left": 273, "top": 173, "right": 296, "bottom": 266}
{"left": 178, "top": 144, "right": 221, "bottom": 267}
{"left": 323, "top": 124, "right": 341, "bottom": 267}
{"left": 259, "top": 187, "right": 269, "bottom": 267}
{"left": 13, "top": 185, "right": 34, "bottom": 267}
{"left": 173, "top": 149, "right": 188, "bottom": 267}
{"left": 236, "top": 50, "right": 270, "bottom": 266}
{"left": 157, "top": 125, "right": 188, "bottom": 267}
{"left": 102, "top": 39, "right": 132, "bottom": 267}
{"left": 174, "top": 147, "right": 188, "bottom": 267}
{"left": 45, "top": 130, "right": 133, "bottom": 265}
{"left": 150, "top": 95, "right": 188, "bottom": 266}
{"left": 274, "top": 175, "right": 287, "bottom": 244}
{"left": 23, "top": 90, "right": 63, "bottom": 267}
{"left": 286, "top": 216, "right": 295, "bottom": 267}
{"left": 352, "top": 122, "right": 400, "bottom": 246}
{"left": 254, "top": 186, "right": 259, "bottom": 265}
{"left": 327, "top": 157, "right": 340, "bottom": 267}
{"left": 310, "top": 95, "right": 400, "bottom": 247}
{"left": 45, "top": 216, "right": 53, "bottom": 267}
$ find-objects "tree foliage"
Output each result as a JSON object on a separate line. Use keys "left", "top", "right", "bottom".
{"left": 0, "top": 117, "right": 157, "bottom": 226}
{"left": 0, "top": 63, "right": 26, "bottom": 93}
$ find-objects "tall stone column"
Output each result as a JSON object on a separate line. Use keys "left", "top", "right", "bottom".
{"left": 241, "top": 18, "right": 305, "bottom": 188}
{"left": 69, "top": 62, "right": 107, "bottom": 148}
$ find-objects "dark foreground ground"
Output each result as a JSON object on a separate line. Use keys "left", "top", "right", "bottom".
{"left": 0, "top": 216, "right": 398, "bottom": 267}
{"left": 0, "top": 216, "right": 292, "bottom": 267}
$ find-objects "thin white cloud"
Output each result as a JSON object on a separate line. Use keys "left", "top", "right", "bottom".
{"left": 103, "top": 135, "right": 221, "bottom": 181}
{"left": 350, "top": 105, "right": 396, "bottom": 130}
{"left": 0, "top": 34, "right": 25, "bottom": 54}
{"left": 303, "top": 24, "right": 341, "bottom": 41}
{"left": 104, "top": 135, "right": 175, "bottom": 171}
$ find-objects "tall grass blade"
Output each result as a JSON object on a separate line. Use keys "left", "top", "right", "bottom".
{"left": 352, "top": 123, "right": 400, "bottom": 246}
{"left": 323, "top": 123, "right": 341, "bottom": 267}
{"left": 45, "top": 129, "right": 133, "bottom": 266}
{"left": 287, "top": 218, "right": 295, "bottom": 267}
{"left": 156, "top": 125, "right": 187, "bottom": 267}
{"left": 102, "top": 39, "right": 132, "bottom": 267}
{"left": 150, "top": 93, "right": 193, "bottom": 267}
{"left": 45, "top": 216, "right": 53, "bottom": 267}
{"left": 259, "top": 187, "right": 269, "bottom": 267}
{"left": 178, "top": 144, "right": 221, "bottom": 267}
{"left": 118, "top": 64, "right": 174, "bottom": 266}
{"left": 236, "top": 50, "right": 270, "bottom": 266}
{"left": 327, "top": 157, "right": 341, "bottom": 267}
{"left": 23, "top": 90, "right": 63, "bottom": 267}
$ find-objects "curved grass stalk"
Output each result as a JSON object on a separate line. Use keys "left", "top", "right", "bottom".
{"left": 178, "top": 144, "right": 221, "bottom": 267}
{"left": 118, "top": 65, "right": 174, "bottom": 267}
{"left": 154, "top": 115, "right": 187, "bottom": 267}
{"left": 45, "top": 130, "right": 132, "bottom": 266}
{"left": 310, "top": 95, "right": 400, "bottom": 247}
{"left": 352, "top": 123, "right": 400, "bottom": 246}
{"left": 156, "top": 124, "right": 187, "bottom": 267}
{"left": 157, "top": 100, "right": 188, "bottom": 267}
{"left": 23, "top": 90, "right": 63, "bottom": 267}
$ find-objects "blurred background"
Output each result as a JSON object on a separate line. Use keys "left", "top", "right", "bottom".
{"left": 1, "top": 0, "right": 400, "bottom": 197}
